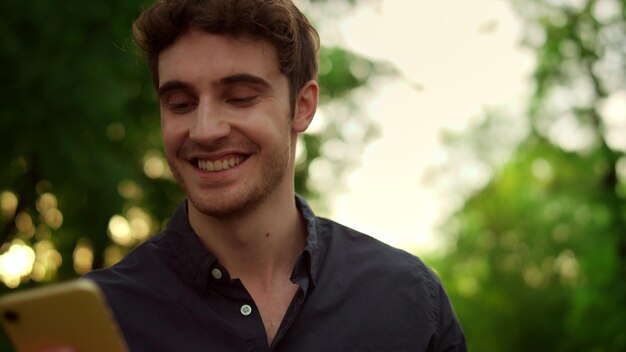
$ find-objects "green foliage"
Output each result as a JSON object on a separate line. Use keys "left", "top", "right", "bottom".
{"left": 1, "top": 0, "right": 158, "bottom": 284}
{"left": 432, "top": 0, "right": 626, "bottom": 350}
{"left": 318, "top": 47, "right": 373, "bottom": 100}
{"left": 435, "top": 135, "right": 625, "bottom": 350}
{"left": 0, "top": 0, "right": 382, "bottom": 291}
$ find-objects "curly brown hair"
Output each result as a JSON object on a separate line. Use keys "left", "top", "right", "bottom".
{"left": 132, "top": 0, "right": 320, "bottom": 106}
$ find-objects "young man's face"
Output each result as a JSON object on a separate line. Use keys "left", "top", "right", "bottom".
{"left": 157, "top": 29, "right": 316, "bottom": 217}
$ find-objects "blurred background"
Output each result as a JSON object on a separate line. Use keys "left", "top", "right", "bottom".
{"left": 1, "top": 0, "right": 625, "bottom": 350}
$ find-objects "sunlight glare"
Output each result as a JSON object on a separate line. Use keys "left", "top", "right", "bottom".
{"left": 0, "top": 191, "right": 18, "bottom": 219}
{"left": 332, "top": 0, "right": 533, "bottom": 253}
{"left": 0, "top": 240, "right": 35, "bottom": 288}
{"left": 108, "top": 215, "right": 133, "bottom": 246}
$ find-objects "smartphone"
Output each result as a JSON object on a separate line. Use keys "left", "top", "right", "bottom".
{"left": 0, "top": 279, "right": 128, "bottom": 352}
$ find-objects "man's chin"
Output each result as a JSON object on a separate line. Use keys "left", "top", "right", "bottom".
{"left": 187, "top": 194, "right": 260, "bottom": 219}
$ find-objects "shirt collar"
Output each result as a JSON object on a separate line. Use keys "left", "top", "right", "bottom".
{"left": 295, "top": 194, "right": 320, "bottom": 287}
{"left": 165, "top": 195, "right": 321, "bottom": 293}
{"left": 165, "top": 200, "right": 218, "bottom": 293}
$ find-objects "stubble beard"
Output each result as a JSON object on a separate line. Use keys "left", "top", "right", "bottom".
{"left": 167, "top": 138, "right": 292, "bottom": 220}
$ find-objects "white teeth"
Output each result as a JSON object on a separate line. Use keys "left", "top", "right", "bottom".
{"left": 197, "top": 156, "right": 244, "bottom": 172}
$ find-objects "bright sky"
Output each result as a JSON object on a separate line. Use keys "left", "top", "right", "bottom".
{"left": 323, "top": 0, "right": 535, "bottom": 254}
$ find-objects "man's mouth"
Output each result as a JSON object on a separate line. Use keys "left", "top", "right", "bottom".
{"left": 196, "top": 155, "right": 245, "bottom": 172}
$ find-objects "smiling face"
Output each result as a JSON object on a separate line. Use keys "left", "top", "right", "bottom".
{"left": 158, "top": 29, "right": 317, "bottom": 218}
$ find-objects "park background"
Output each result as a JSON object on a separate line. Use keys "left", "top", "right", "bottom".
{"left": 1, "top": 0, "right": 625, "bottom": 350}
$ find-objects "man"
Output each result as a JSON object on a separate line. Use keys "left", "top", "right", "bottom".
{"left": 86, "top": 0, "right": 467, "bottom": 351}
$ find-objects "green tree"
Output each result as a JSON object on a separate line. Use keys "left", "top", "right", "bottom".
{"left": 431, "top": 0, "right": 626, "bottom": 350}
{"left": 0, "top": 0, "right": 387, "bottom": 291}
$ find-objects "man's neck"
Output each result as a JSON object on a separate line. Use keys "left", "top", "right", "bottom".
{"left": 188, "top": 189, "right": 307, "bottom": 346}
{"left": 187, "top": 190, "right": 306, "bottom": 285}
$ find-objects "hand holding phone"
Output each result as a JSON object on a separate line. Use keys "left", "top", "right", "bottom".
{"left": 0, "top": 279, "right": 128, "bottom": 352}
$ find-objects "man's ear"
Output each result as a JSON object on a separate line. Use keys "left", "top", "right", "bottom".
{"left": 292, "top": 80, "right": 318, "bottom": 133}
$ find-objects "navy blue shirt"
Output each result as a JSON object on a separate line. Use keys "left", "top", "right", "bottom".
{"left": 85, "top": 196, "right": 466, "bottom": 351}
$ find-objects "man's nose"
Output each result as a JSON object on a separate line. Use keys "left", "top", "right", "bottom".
{"left": 189, "top": 99, "right": 231, "bottom": 143}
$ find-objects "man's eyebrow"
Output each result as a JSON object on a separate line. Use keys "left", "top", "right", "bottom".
{"left": 157, "top": 75, "right": 271, "bottom": 98}
{"left": 220, "top": 74, "right": 271, "bottom": 89}
{"left": 157, "top": 80, "right": 194, "bottom": 98}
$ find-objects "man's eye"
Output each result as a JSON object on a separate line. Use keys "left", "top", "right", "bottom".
{"left": 227, "top": 96, "right": 259, "bottom": 106}
{"left": 166, "top": 102, "right": 195, "bottom": 113}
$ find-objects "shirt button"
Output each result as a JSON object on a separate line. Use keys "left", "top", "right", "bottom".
{"left": 240, "top": 304, "right": 252, "bottom": 316}
{"left": 211, "top": 268, "right": 223, "bottom": 280}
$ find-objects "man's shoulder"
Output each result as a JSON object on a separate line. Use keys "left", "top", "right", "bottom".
{"left": 316, "top": 217, "right": 428, "bottom": 262}
{"left": 315, "top": 216, "right": 439, "bottom": 283}
{"left": 311, "top": 217, "right": 467, "bottom": 350}
{"left": 84, "top": 230, "right": 172, "bottom": 286}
